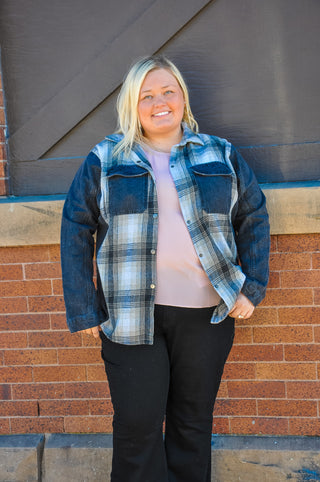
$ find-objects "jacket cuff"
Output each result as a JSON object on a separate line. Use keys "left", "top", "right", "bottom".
{"left": 66, "top": 311, "right": 107, "bottom": 333}
{"left": 241, "top": 278, "right": 267, "bottom": 307}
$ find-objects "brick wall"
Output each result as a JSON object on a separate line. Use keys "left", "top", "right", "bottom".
{"left": 0, "top": 71, "right": 9, "bottom": 196}
{"left": 0, "top": 234, "right": 319, "bottom": 435}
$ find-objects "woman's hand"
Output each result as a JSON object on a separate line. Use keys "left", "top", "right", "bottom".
{"left": 229, "top": 293, "right": 255, "bottom": 320}
{"left": 80, "top": 326, "right": 101, "bottom": 339}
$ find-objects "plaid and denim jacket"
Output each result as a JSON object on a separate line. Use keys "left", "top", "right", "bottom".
{"left": 61, "top": 126, "right": 270, "bottom": 345}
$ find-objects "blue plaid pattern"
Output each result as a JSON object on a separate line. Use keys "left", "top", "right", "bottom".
{"left": 61, "top": 126, "right": 269, "bottom": 345}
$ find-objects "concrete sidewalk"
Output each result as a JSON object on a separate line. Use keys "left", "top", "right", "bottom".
{"left": 0, "top": 434, "right": 319, "bottom": 481}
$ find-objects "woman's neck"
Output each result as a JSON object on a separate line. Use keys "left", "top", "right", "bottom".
{"left": 143, "top": 128, "right": 183, "bottom": 153}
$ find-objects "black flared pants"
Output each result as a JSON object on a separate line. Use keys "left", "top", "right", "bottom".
{"left": 100, "top": 304, "right": 235, "bottom": 482}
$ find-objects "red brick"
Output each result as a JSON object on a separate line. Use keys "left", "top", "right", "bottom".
{"left": 64, "top": 382, "right": 109, "bottom": 399}
{"left": 281, "top": 270, "right": 320, "bottom": 288}
{"left": 39, "top": 400, "right": 89, "bottom": 416}
{"left": 237, "top": 307, "right": 278, "bottom": 326}
{"left": 11, "top": 417, "right": 64, "bottom": 434}
{"left": 0, "top": 366, "right": 33, "bottom": 383}
{"left": 24, "top": 263, "right": 61, "bottom": 280}
{"left": 0, "top": 178, "right": 7, "bottom": 195}
{"left": 4, "top": 349, "right": 57, "bottom": 366}
{"left": 258, "top": 399, "right": 317, "bottom": 417}
{"left": 284, "top": 344, "right": 320, "bottom": 361}
{"left": 57, "top": 348, "right": 101, "bottom": 365}
{"left": 267, "top": 272, "right": 280, "bottom": 289}
{"left": 50, "top": 313, "right": 67, "bottom": 330}
{"left": 0, "top": 313, "right": 50, "bottom": 331}
{"left": 260, "top": 288, "right": 313, "bottom": 307}
{"left": 0, "top": 418, "right": 10, "bottom": 434}
{"left": 278, "top": 307, "right": 320, "bottom": 325}
{"left": 256, "top": 362, "right": 316, "bottom": 380}
{"left": 0, "top": 161, "right": 6, "bottom": 177}
{"left": 216, "top": 381, "right": 228, "bottom": 398}
{"left": 312, "top": 253, "right": 320, "bottom": 269}
{"left": 0, "top": 384, "right": 12, "bottom": 400}
{"left": 229, "top": 345, "right": 283, "bottom": 362}
{"left": 87, "top": 365, "right": 106, "bottom": 381}
{"left": 277, "top": 234, "right": 320, "bottom": 252}
{"left": 81, "top": 332, "right": 102, "bottom": 347}
{"left": 289, "top": 418, "right": 320, "bottom": 436}
{"left": 0, "top": 401, "right": 38, "bottom": 416}
{"left": 0, "top": 143, "right": 6, "bottom": 161}
{"left": 64, "top": 416, "right": 113, "bottom": 433}
{"left": 28, "top": 295, "right": 65, "bottom": 312}
{"left": 0, "top": 264, "right": 23, "bottom": 281}
{"left": 49, "top": 245, "right": 61, "bottom": 262}
{"left": 253, "top": 326, "right": 313, "bottom": 344}
{"left": 0, "top": 247, "right": 49, "bottom": 264}
{"left": 52, "top": 279, "right": 63, "bottom": 295}
{"left": 230, "top": 417, "right": 289, "bottom": 435}
{"left": 28, "top": 331, "right": 81, "bottom": 348}
{"left": 12, "top": 383, "right": 65, "bottom": 400}
{"left": 33, "top": 365, "right": 86, "bottom": 382}
{"left": 0, "top": 108, "right": 5, "bottom": 126}
{"left": 89, "top": 399, "right": 113, "bottom": 415}
{"left": 315, "top": 289, "right": 320, "bottom": 305}
{"left": 222, "top": 362, "right": 255, "bottom": 380}
{"left": 286, "top": 381, "right": 320, "bottom": 399}
{"left": 270, "top": 236, "right": 277, "bottom": 253}
{"left": 269, "top": 253, "right": 311, "bottom": 271}
{"left": 0, "top": 280, "right": 52, "bottom": 297}
{"left": 214, "top": 399, "right": 257, "bottom": 416}
{"left": 0, "top": 332, "right": 28, "bottom": 349}
{"left": 233, "top": 327, "right": 252, "bottom": 344}
{"left": 0, "top": 350, "right": 3, "bottom": 365}
{"left": 212, "top": 417, "right": 230, "bottom": 434}
{"left": 0, "top": 297, "right": 28, "bottom": 314}
{"left": 227, "top": 381, "right": 286, "bottom": 399}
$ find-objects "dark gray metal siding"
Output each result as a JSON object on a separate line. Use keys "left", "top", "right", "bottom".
{"left": 1, "top": 0, "right": 319, "bottom": 195}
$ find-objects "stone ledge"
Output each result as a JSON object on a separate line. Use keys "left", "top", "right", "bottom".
{"left": 0, "top": 434, "right": 44, "bottom": 482}
{"left": 0, "top": 434, "right": 319, "bottom": 481}
{"left": 0, "top": 182, "right": 320, "bottom": 246}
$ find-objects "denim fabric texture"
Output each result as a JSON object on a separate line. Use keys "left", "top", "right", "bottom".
{"left": 61, "top": 125, "right": 270, "bottom": 345}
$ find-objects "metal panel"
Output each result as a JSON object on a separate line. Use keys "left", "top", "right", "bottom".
{"left": 1, "top": 0, "right": 320, "bottom": 195}
{"left": 2, "top": 0, "right": 211, "bottom": 161}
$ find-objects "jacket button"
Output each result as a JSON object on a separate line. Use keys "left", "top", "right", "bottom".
{"left": 150, "top": 249, "right": 156, "bottom": 255}
{"left": 199, "top": 253, "right": 203, "bottom": 257}
{"left": 150, "top": 284, "right": 156, "bottom": 289}
{"left": 153, "top": 213, "right": 158, "bottom": 218}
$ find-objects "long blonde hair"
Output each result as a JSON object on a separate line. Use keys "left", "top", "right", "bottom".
{"left": 114, "top": 55, "right": 198, "bottom": 157}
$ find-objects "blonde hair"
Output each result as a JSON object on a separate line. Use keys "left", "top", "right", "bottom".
{"left": 114, "top": 55, "right": 198, "bottom": 156}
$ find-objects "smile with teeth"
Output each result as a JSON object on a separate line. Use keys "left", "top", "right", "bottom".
{"left": 153, "top": 111, "right": 170, "bottom": 117}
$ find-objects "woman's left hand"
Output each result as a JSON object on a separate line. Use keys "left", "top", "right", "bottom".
{"left": 80, "top": 326, "right": 101, "bottom": 339}
{"left": 229, "top": 293, "right": 255, "bottom": 320}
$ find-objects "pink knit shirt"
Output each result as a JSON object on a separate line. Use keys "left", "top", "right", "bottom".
{"left": 145, "top": 146, "right": 220, "bottom": 307}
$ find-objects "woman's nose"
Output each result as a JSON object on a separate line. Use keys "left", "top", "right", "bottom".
{"left": 153, "top": 94, "right": 166, "bottom": 106}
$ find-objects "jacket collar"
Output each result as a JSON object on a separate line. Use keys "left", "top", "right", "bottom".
{"left": 105, "top": 123, "right": 204, "bottom": 149}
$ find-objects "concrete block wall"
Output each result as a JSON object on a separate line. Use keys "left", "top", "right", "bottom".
{"left": 0, "top": 235, "right": 319, "bottom": 436}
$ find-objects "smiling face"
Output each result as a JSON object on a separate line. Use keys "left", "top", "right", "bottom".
{"left": 137, "top": 68, "right": 185, "bottom": 141}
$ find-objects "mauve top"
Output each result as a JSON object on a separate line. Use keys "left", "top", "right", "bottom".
{"left": 144, "top": 146, "right": 221, "bottom": 308}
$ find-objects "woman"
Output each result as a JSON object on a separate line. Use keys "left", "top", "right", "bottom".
{"left": 61, "top": 55, "right": 269, "bottom": 482}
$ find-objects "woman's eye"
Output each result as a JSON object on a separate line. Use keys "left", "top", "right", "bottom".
{"left": 142, "top": 95, "right": 152, "bottom": 100}
{"left": 164, "top": 90, "right": 173, "bottom": 95}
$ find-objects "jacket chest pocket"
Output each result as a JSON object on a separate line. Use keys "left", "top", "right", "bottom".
{"left": 107, "top": 165, "right": 149, "bottom": 215}
{"left": 190, "top": 162, "right": 233, "bottom": 214}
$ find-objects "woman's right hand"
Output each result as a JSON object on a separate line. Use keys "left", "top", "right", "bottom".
{"left": 80, "top": 326, "right": 101, "bottom": 339}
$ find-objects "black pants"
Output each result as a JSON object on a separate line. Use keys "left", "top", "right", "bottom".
{"left": 100, "top": 305, "right": 235, "bottom": 482}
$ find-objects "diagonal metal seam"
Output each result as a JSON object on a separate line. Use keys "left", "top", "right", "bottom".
{"left": 8, "top": 0, "right": 212, "bottom": 162}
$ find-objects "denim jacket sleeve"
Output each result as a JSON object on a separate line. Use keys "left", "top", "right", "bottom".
{"left": 230, "top": 146, "right": 270, "bottom": 306}
{"left": 61, "top": 151, "right": 105, "bottom": 332}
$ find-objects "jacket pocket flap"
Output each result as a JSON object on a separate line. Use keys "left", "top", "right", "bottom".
{"left": 191, "top": 162, "right": 232, "bottom": 176}
{"left": 107, "top": 165, "right": 148, "bottom": 178}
